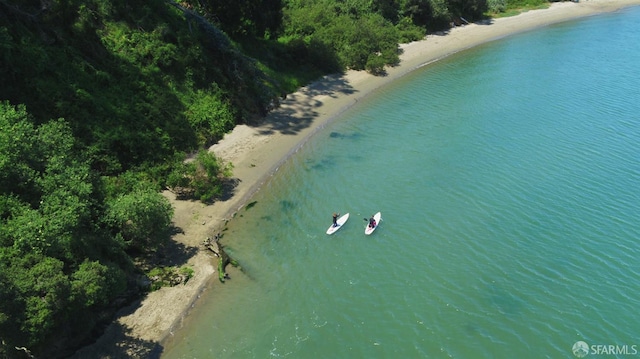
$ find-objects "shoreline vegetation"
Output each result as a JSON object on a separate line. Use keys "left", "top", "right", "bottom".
{"left": 70, "top": 0, "right": 640, "bottom": 357}
{"left": 3, "top": 1, "right": 634, "bottom": 358}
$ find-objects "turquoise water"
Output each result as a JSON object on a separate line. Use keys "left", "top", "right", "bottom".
{"left": 163, "top": 8, "right": 640, "bottom": 359}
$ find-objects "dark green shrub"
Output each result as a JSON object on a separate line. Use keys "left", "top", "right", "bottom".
{"left": 167, "top": 150, "right": 233, "bottom": 203}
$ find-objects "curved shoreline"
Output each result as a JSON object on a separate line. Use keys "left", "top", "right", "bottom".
{"left": 71, "top": 1, "right": 640, "bottom": 357}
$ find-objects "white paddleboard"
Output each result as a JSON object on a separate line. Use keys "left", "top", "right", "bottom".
{"left": 326, "top": 213, "right": 349, "bottom": 235}
{"left": 365, "top": 212, "right": 381, "bottom": 235}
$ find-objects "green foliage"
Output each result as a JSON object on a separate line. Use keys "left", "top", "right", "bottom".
{"left": 365, "top": 53, "right": 389, "bottom": 75}
{"left": 186, "top": 87, "right": 237, "bottom": 146}
{"left": 426, "top": 0, "right": 456, "bottom": 29}
{"left": 147, "top": 265, "right": 194, "bottom": 290}
{"left": 101, "top": 169, "right": 162, "bottom": 200}
{"left": 71, "top": 260, "right": 127, "bottom": 308}
{"left": 283, "top": 2, "right": 402, "bottom": 73}
{"left": 167, "top": 150, "right": 234, "bottom": 203}
{"left": 279, "top": 0, "right": 495, "bottom": 73}
{"left": 395, "top": 16, "right": 427, "bottom": 43}
{"left": 1, "top": 0, "right": 279, "bottom": 175}
{"left": 0, "top": 103, "right": 37, "bottom": 200}
{"left": 0, "top": 103, "right": 132, "bottom": 355}
{"left": 180, "top": 266, "right": 195, "bottom": 280}
{"left": 333, "top": 13, "right": 401, "bottom": 70}
{"left": 218, "top": 256, "right": 227, "bottom": 283}
{"left": 400, "top": 0, "right": 486, "bottom": 30}
{"left": 105, "top": 188, "right": 174, "bottom": 252}
{"left": 185, "top": 0, "right": 284, "bottom": 39}
{"left": 448, "top": 0, "right": 488, "bottom": 21}
{"left": 0, "top": 267, "right": 23, "bottom": 351}
{"left": 270, "top": 35, "right": 341, "bottom": 79}
{"left": 488, "top": 0, "right": 508, "bottom": 13}
{"left": 0, "top": 252, "right": 71, "bottom": 349}
{"left": 1, "top": 104, "right": 91, "bottom": 260}
{"left": 19, "top": 257, "right": 70, "bottom": 345}
{"left": 491, "top": 0, "right": 551, "bottom": 17}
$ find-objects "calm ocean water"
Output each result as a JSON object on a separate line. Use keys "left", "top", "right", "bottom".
{"left": 163, "top": 7, "right": 640, "bottom": 358}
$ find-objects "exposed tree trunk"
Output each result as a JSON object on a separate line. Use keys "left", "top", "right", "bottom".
{"left": 203, "top": 233, "right": 239, "bottom": 282}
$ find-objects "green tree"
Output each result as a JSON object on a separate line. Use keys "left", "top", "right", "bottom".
{"left": 374, "top": 0, "right": 401, "bottom": 22}
{"left": 0, "top": 103, "right": 132, "bottom": 356}
{"left": 326, "top": 13, "right": 400, "bottom": 71}
{"left": 448, "top": 0, "right": 488, "bottom": 21}
{"left": 187, "top": 0, "right": 284, "bottom": 39}
{"left": 6, "top": 254, "right": 71, "bottom": 349}
{"left": 167, "top": 150, "right": 234, "bottom": 202}
{"left": 400, "top": 0, "right": 452, "bottom": 30}
{"left": 0, "top": 103, "right": 38, "bottom": 202}
{"left": 488, "top": 0, "right": 507, "bottom": 13}
{"left": 105, "top": 188, "right": 174, "bottom": 252}
{"left": 0, "top": 111, "right": 94, "bottom": 262}
{"left": 0, "top": 264, "right": 24, "bottom": 354}
{"left": 71, "top": 260, "right": 127, "bottom": 308}
{"left": 186, "top": 87, "right": 237, "bottom": 146}
{"left": 283, "top": 1, "right": 401, "bottom": 72}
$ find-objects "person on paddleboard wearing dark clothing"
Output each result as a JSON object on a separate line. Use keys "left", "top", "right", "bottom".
{"left": 333, "top": 213, "right": 339, "bottom": 227}
{"left": 368, "top": 215, "right": 376, "bottom": 228}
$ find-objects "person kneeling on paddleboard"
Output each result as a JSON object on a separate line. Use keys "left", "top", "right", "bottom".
{"left": 368, "top": 216, "right": 376, "bottom": 228}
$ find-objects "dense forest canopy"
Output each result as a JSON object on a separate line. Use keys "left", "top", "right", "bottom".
{"left": 0, "top": 0, "right": 556, "bottom": 357}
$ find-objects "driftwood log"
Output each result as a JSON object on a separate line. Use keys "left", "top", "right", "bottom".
{"left": 203, "top": 233, "right": 239, "bottom": 282}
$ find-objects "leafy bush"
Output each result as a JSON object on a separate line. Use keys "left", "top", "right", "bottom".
{"left": 0, "top": 103, "right": 137, "bottom": 355}
{"left": 366, "top": 53, "right": 388, "bottom": 75}
{"left": 71, "top": 260, "right": 127, "bottom": 308}
{"left": 395, "top": 17, "right": 427, "bottom": 43}
{"left": 167, "top": 150, "right": 234, "bottom": 203}
{"left": 105, "top": 188, "right": 174, "bottom": 252}
{"left": 147, "top": 266, "right": 194, "bottom": 290}
{"left": 283, "top": 2, "right": 400, "bottom": 73}
{"left": 186, "top": 87, "right": 237, "bottom": 146}
{"left": 488, "top": 0, "right": 508, "bottom": 13}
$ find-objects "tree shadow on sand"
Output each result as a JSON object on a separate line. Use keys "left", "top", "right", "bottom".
{"left": 153, "top": 225, "right": 200, "bottom": 267}
{"left": 69, "top": 321, "right": 164, "bottom": 359}
{"left": 218, "top": 177, "right": 241, "bottom": 202}
{"left": 256, "top": 74, "right": 356, "bottom": 136}
{"left": 476, "top": 18, "right": 494, "bottom": 26}
{"left": 428, "top": 18, "right": 495, "bottom": 38}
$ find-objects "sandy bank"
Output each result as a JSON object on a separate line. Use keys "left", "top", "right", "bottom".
{"left": 71, "top": 1, "right": 640, "bottom": 357}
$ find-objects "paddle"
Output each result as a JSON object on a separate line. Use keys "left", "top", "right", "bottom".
{"left": 364, "top": 216, "right": 379, "bottom": 227}
{"left": 363, "top": 216, "right": 382, "bottom": 224}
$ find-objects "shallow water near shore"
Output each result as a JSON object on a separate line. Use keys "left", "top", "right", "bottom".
{"left": 163, "top": 7, "right": 640, "bottom": 358}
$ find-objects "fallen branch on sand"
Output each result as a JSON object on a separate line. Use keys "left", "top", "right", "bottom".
{"left": 203, "top": 234, "right": 240, "bottom": 282}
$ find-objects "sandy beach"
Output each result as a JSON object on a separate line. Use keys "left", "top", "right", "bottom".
{"left": 72, "top": 1, "right": 640, "bottom": 357}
